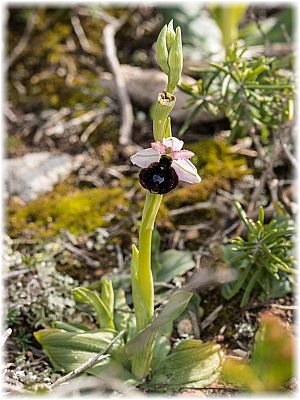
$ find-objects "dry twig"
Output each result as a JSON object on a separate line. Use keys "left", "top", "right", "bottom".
{"left": 249, "top": 126, "right": 265, "bottom": 160}
{"left": 178, "top": 223, "right": 214, "bottom": 231}
{"left": 71, "top": 14, "right": 94, "bottom": 54}
{"left": 115, "top": 243, "right": 124, "bottom": 270}
{"left": 60, "top": 240, "right": 100, "bottom": 269}
{"left": 7, "top": 10, "right": 38, "bottom": 69}
{"left": 80, "top": 115, "right": 104, "bottom": 142}
{"left": 281, "top": 142, "right": 297, "bottom": 169}
{"left": 168, "top": 201, "right": 226, "bottom": 217}
{"left": 279, "top": 123, "right": 297, "bottom": 170}
{"left": 251, "top": 10, "right": 271, "bottom": 56}
{"left": 102, "top": 16, "right": 134, "bottom": 147}
{"left": 271, "top": 304, "right": 297, "bottom": 310}
{"left": 50, "top": 374, "right": 141, "bottom": 397}
{"left": 201, "top": 305, "right": 223, "bottom": 331}
{"left": 3, "top": 268, "right": 30, "bottom": 279}
{"left": 188, "top": 310, "right": 201, "bottom": 339}
{"left": 1, "top": 328, "right": 12, "bottom": 347}
{"left": 75, "top": 7, "right": 134, "bottom": 147}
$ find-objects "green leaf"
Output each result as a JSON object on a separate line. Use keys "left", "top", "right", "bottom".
{"left": 259, "top": 275, "right": 292, "bottom": 300}
{"left": 251, "top": 312, "right": 294, "bottom": 389}
{"left": 234, "top": 201, "right": 254, "bottom": 232}
{"left": 114, "top": 288, "right": 131, "bottom": 334}
{"left": 105, "top": 272, "right": 131, "bottom": 292}
{"left": 125, "top": 291, "right": 192, "bottom": 379}
{"left": 126, "top": 313, "right": 137, "bottom": 344}
{"left": 246, "top": 65, "right": 269, "bottom": 80}
{"left": 179, "top": 102, "right": 205, "bottom": 136}
{"left": 178, "top": 82, "right": 194, "bottom": 95}
{"left": 156, "top": 249, "right": 195, "bottom": 283}
{"left": 221, "top": 263, "right": 252, "bottom": 300}
{"left": 148, "top": 339, "right": 223, "bottom": 389}
{"left": 221, "top": 74, "right": 231, "bottom": 97}
{"left": 72, "top": 287, "right": 115, "bottom": 330}
{"left": 34, "top": 328, "right": 135, "bottom": 383}
{"left": 288, "top": 99, "right": 294, "bottom": 121}
{"left": 89, "top": 357, "right": 136, "bottom": 383}
{"left": 245, "top": 83, "right": 294, "bottom": 90}
{"left": 223, "top": 358, "right": 264, "bottom": 392}
{"left": 209, "top": 5, "right": 247, "bottom": 47}
{"left": 51, "top": 321, "right": 88, "bottom": 333}
{"left": 258, "top": 206, "right": 265, "bottom": 225}
{"left": 240, "top": 268, "right": 262, "bottom": 307}
{"left": 239, "top": 8, "right": 293, "bottom": 46}
{"left": 223, "top": 312, "right": 295, "bottom": 392}
{"left": 209, "top": 62, "right": 230, "bottom": 76}
{"left": 101, "top": 279, "right": 114, "bottom": 318}
{"left": 34, "top": 328, "right": 121, "bottom": 372}
{"left": 151, "top": 334, "right": 171, "bottom": 372}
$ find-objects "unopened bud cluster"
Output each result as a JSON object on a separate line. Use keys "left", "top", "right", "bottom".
{"left": 155, "top": 20, "right": 183, "bottom": 94}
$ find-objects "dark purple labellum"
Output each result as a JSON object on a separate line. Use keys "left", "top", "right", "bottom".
{"left": 139, "top": 155, "right": 179, "bottom": 194}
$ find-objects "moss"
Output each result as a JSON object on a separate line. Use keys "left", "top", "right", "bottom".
{"left": 188, "top": 138, "right": 251, "bottom": 180}
{"left": 165, "top": 138, "right": 251, "bottom": 208}
{"left": 8, "top": 183, "right": 127, "bottom": 238}
{"left": 165, "top": 177, "right": 229, "bottom": 209}
{"left": 88, "top": 115, "right": 120, "bottom": 148}
{"left": 8, "top": 9, "right": 106, "bottom": 111}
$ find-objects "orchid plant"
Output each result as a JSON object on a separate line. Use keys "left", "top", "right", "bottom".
{"left": 34, "top": 21, "right": 222, "bottom": 391}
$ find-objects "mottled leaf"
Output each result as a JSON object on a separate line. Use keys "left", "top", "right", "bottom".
{"left": 149, "top": 339, "right": 223, "bottom": 389}
{"left": 34, "top": 328, "right": 121, "bottom": 372}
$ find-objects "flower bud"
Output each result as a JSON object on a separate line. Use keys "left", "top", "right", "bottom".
{"left": 166, "top": 19, "right": 176, "bottom": 51}
{"left": 155, "top": 24, "right": 169, "bottom": 75}
{"left": 167, "top": 27, "right": 183, "bottom": 93}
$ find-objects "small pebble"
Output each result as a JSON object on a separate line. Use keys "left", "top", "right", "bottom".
{"left": 177, "top": 318, "right": 194, "bottom": 336}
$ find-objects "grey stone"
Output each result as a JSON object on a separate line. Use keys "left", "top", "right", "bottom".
{"left": 5, "top": 152, "right": 83, "bottom": 201}
{"left": 100, "top": 65, "right": 221, "bottom": 124}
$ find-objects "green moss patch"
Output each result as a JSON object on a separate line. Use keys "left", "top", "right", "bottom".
{"left": 188, "top": 138, "right": 251, "bottom": 180}
{"left": 165, "top": 138, "right": 251, "bottom": 208}
{"left": 165, "top": 177, "right": 229, "bottom": 209}
{"left": 8, "top": 184, "right": 127, "bottom": 238}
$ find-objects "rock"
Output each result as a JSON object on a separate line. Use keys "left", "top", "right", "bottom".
{"left": 100, "top": 65, "right": 220, "bottom": 124}
{"left": 5, "top": 152, "right": 83, "bottom": 201}
{"left": 177, "top": 318, "right": 194, "bottom": 336}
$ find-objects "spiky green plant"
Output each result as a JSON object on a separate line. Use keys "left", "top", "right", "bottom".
{"left": 222, "top": 202, "right": 295, "bottom": 307}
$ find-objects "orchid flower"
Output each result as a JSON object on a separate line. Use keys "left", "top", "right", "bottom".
{"left": 130, "top": 136, "right": 201, "bottom": 185}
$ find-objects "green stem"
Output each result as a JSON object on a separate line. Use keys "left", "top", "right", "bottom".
{"left": 166, "top": 81, "right": 173, "bottom": 93}
{"left": 137, "top": 192, "right": 162, "bottom": 327}
{"left": 152, "top": 92, "right": 175, "bottom": 142}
